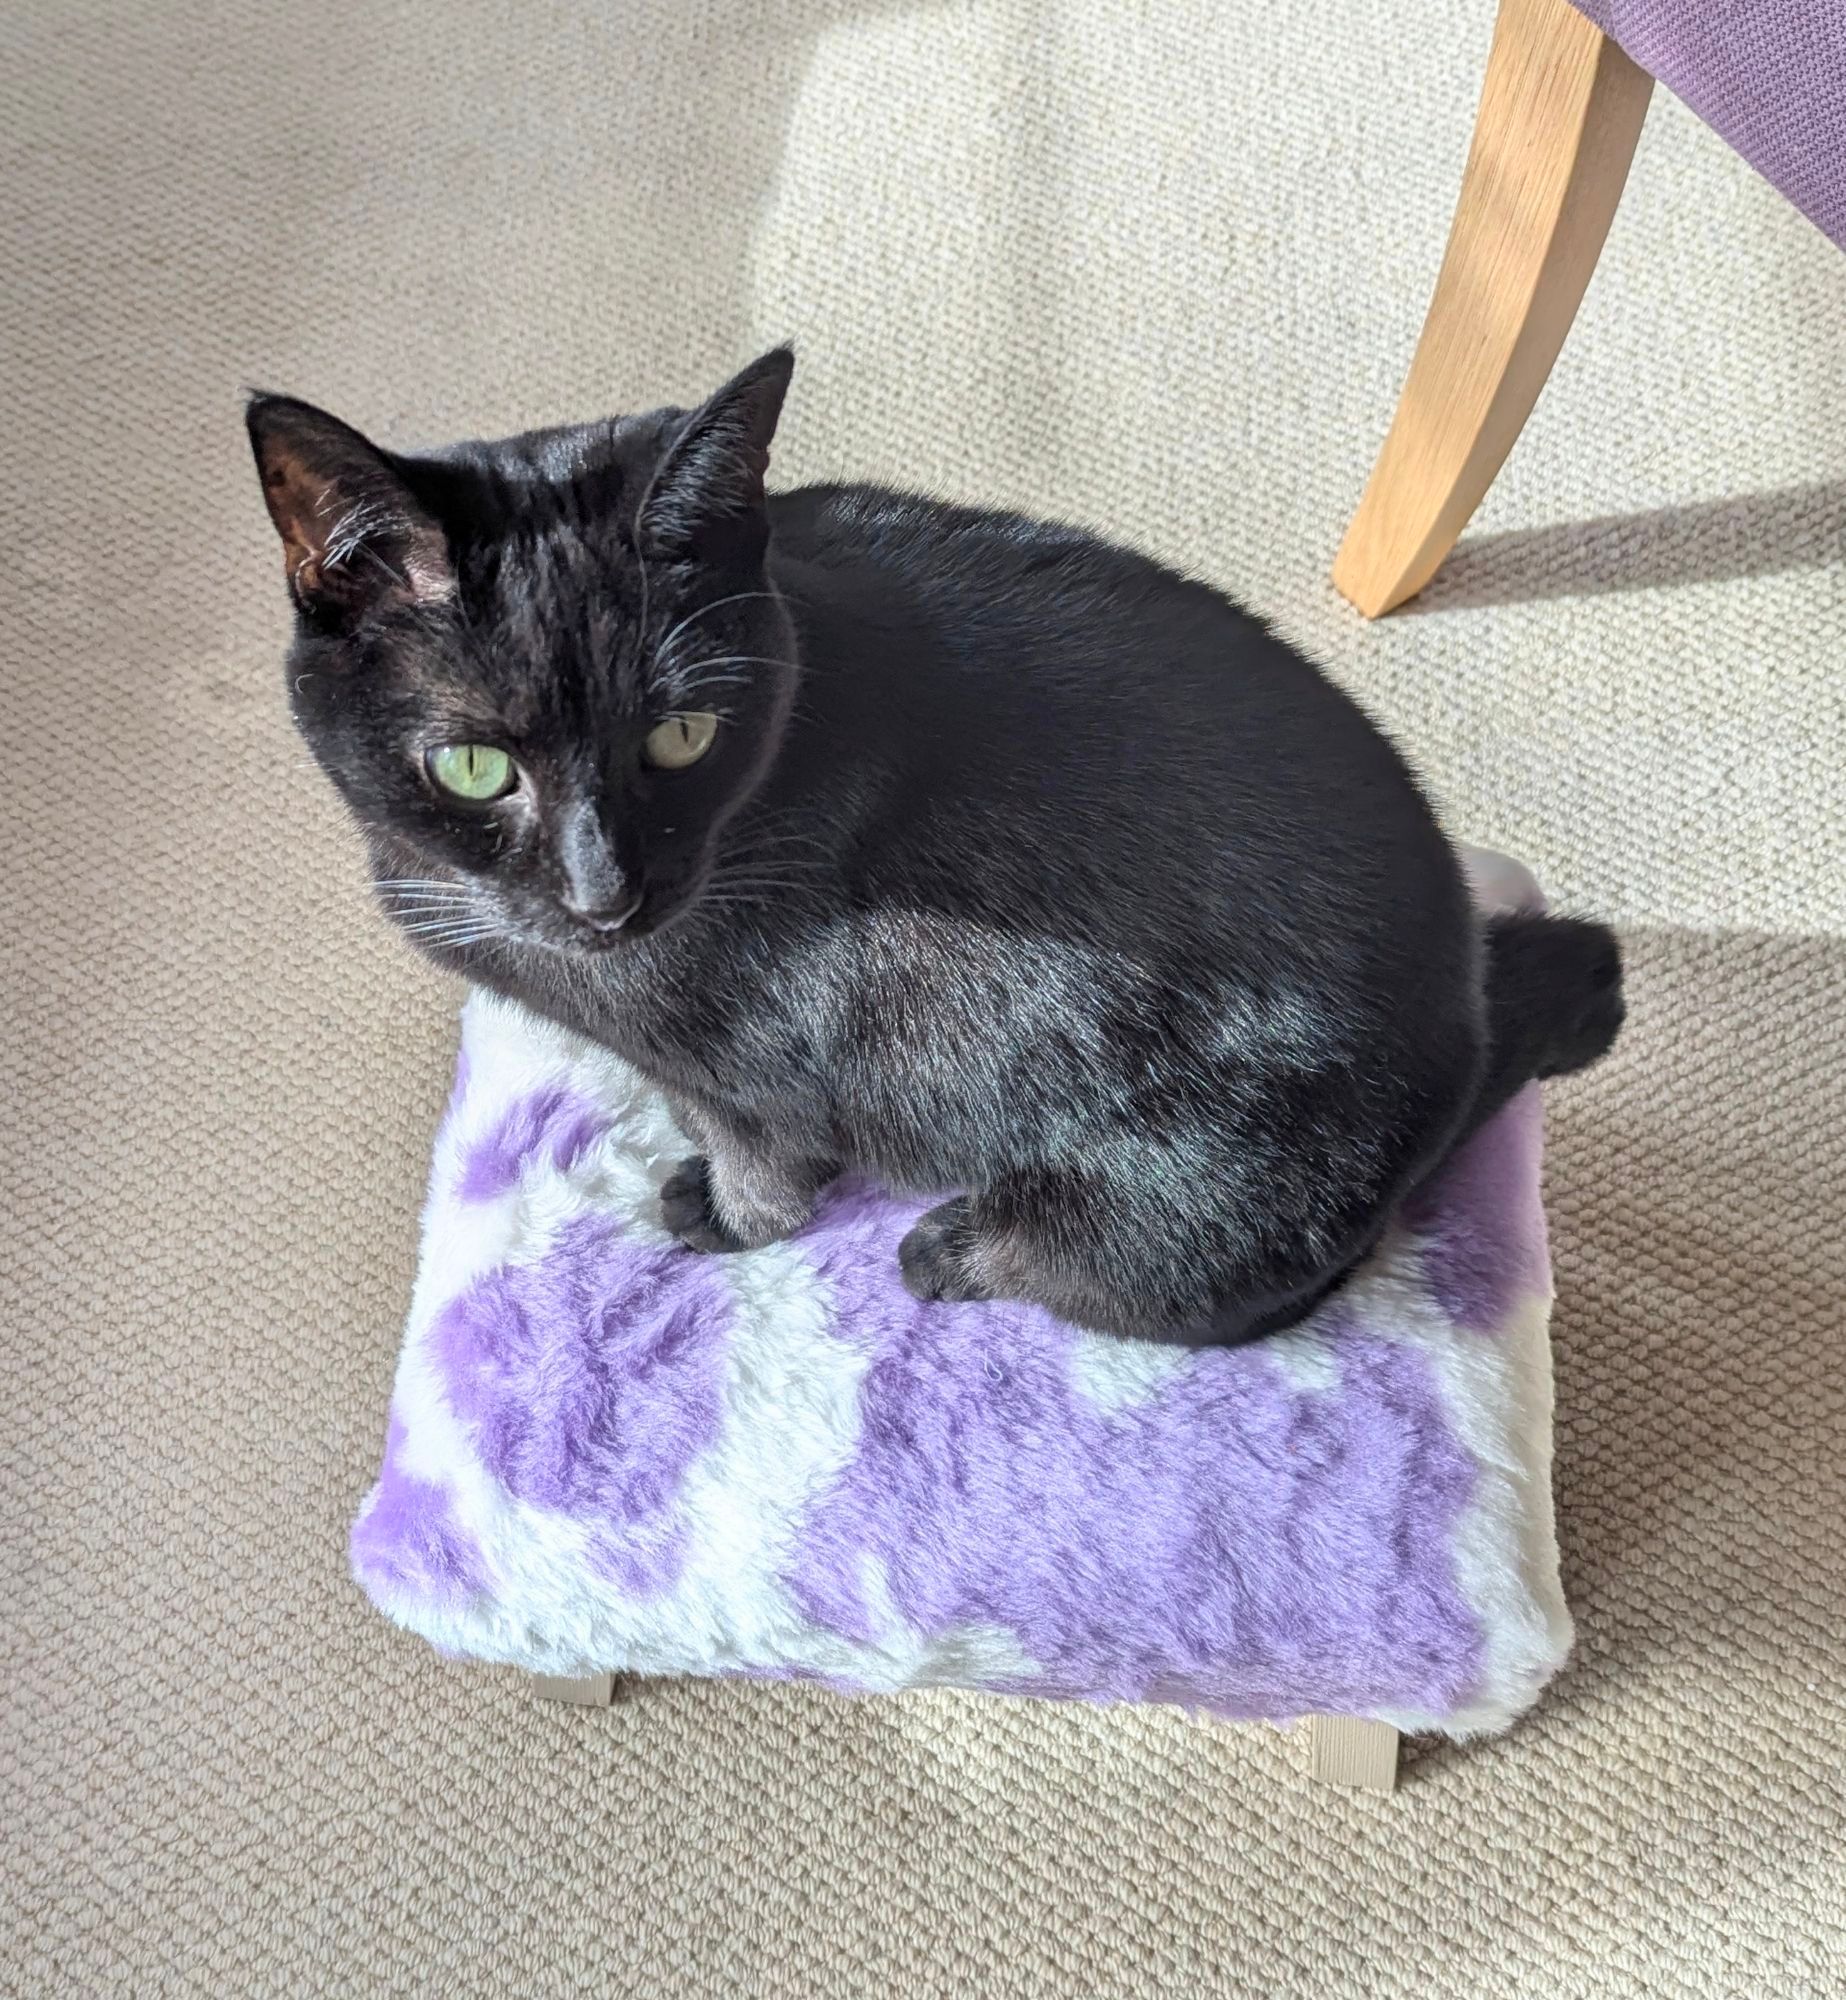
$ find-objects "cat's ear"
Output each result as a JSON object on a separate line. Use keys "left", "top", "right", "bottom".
{"left": 245, "top": 394, "right": 454, "bottom": 617}
{"left": 636, "top": 347, "right": 794, "bottom": 561}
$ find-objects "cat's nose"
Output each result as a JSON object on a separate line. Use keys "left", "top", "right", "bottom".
{"left": 558, "top": 802, "right": 639, "bottom": 930}
{"left": 565, "top": 892, "right": 642, "bottom": 934}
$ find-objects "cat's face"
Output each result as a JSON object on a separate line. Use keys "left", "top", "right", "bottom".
{"left": 247, "top": 350, "right": 798, "bottom": 953}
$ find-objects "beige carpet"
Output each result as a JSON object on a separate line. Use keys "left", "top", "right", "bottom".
{"left": 5, "top": 0, "right": 1844, "bottom": 1993}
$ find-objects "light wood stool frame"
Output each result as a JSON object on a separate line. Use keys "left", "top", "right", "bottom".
{"left": 535, "top": 1676, "right": 1400, "bottom": 1792}
{"left": 1306, "top": 1715, "right": 1400, "bottom": 1792}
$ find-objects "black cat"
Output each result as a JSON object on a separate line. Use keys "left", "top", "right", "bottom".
{"left": 247, "top": 349, "right": 1621, "bottom": 1342}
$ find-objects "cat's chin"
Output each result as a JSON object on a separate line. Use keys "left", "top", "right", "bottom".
{"left": 529, "top": 927, "right": 643, "bottom": 959}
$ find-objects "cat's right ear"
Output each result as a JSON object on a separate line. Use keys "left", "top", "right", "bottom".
{"left": 245, "top": 395, "right": 454, "bottom": 619}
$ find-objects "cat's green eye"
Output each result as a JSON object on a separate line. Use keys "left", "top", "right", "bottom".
{"left": 643, "top": 712, "right": 719, "bottom": 771}
{"left": 426, "top": 743, "right": 517, "bottom": 801}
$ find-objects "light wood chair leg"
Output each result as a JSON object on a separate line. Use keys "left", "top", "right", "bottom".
{"left": 1308, "top": 1715, "right": 1400, "bottom": 1792}
{"left": 533, "top": 1671, "right": 617, "bottom": 1706}
{"left": 1332, "top": 0, "right": 1652, "bottom": 617}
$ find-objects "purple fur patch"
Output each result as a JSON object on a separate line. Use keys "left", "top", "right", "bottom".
{"left": 1404, "top": 1086, "right": 1550, "bottom": 1332}
{"left": 350, "top": 1411, "right": 485, "bottom": 1606}
{"left": 785, "top": 1184, "right": 1484, "bottom": 1717}
{"left": 431, "top": 1213, "right": 731, "bottom": 1592}
{"left": 456, "top": 1083, "right": 610, "bottom": 1203}
{"left": 586, "top": 1520, "right": 693, "bottom": 1597}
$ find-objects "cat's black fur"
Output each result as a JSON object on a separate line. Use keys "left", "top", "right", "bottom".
{"left": 248, "top": 349, "right": 1622, "bottom": 1342}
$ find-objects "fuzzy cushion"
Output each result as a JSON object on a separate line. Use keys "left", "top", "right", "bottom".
{"left": 351, "top": 982, "right": 1575, "bottom": 1738}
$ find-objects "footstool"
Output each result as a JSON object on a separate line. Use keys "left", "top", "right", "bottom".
{"left": 351, "top": 916, "right": 1575, "bottom": 1794}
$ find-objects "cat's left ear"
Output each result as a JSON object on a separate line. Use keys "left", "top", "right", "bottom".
{"left": 245, "top": 394, "right": 454, "bottom": 618}
{"left": 637, "top": 346, "right": 794, "bottom": 561}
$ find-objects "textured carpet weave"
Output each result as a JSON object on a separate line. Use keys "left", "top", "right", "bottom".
{"left": 3, "top": 2, "right": 1843, "bottom": 1995}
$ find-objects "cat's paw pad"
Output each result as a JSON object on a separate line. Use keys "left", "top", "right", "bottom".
{"left": 660, "top": 1157, "right": 746, "bottom": 1254}
{"left": 898, "top": 1200, "right": 991, "bottom": 1304}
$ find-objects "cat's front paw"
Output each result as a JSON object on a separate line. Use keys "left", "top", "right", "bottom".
{"left": 898, "top": 1198, "right": 992, "bottom": 1304}
{"left": 660, "top": 1156, "right": 748, "bottom": 1254}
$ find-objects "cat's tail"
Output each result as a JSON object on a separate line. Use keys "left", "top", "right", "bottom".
{"left": 1237, "top": 909, "right": 1624, "bottom": 1343}
{"left": 1465, "top": 911, "right": 1625, "bottom": 1137}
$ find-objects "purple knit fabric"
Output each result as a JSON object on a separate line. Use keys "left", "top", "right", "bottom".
{"left": 1575, "top": 0, "right": 1846, "bottom": 248}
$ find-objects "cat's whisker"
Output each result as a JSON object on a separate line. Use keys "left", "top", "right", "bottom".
{"left": 704, "top": 888, "right": 828, "bottom": 912}
{"left": 728, "top": 825, "right": 841, "bottom": 860}
{"left": 673, "top": 672, "right": 754, "bottom": 692}
{"left": 662, "top": 653, "right": 801, "bottom": 679}
{"left": 393, "top": 917, "right": 503, "bottom": 946}
{"left": 707, "top": 861, "right": 829, "bottom": 883}
{"left": 652, "top": 591, "right": 781, "bottom": 662}
{"left": 721, "top": 811, "right": 838, "bottom": 848}
{"left": 728, "top": 833, "right": 839, "bottom": 863}
{"left": 375, "top": 885, "right": 480, "bottom": 901}
{"left": 703, "top": 865, "right": 801, "bottom": 887}
{"left": 695, "top": 876, "right": 828, "bottom": 911}
{"left": 713, "top": 845, "right": 837, "bottom": 875}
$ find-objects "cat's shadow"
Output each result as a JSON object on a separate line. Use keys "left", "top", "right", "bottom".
{"left": 1406, "top": 922, "right": 1846, "bottom": 1813}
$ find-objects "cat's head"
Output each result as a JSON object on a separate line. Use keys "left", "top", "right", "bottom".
{"left": 246, "top": 349, "right": 799, "bottom": 953}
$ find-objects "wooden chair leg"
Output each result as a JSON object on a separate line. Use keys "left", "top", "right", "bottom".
{"left": 533, "top": 1671, "right": 617, "bottom": 1706}
{"left": 1331, "top": 0, "right": 1653, "bottom": 617}
{"left": 1308, "top": 1715, "right": 1400, "bottom": 1792}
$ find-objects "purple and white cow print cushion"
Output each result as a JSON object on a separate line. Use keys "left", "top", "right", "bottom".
{"left": 352, "top": 969, "right": 1575, "bottom": 1738}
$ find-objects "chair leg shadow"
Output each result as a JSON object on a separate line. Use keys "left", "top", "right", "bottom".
{"left": 1402, "top": 479, "right": 1846, "bottom": 612}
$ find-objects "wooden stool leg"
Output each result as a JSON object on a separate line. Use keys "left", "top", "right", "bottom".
{"left": 533, "top": 1672, "right": 617, "bottom": 1706}
{"left": 1331, "top": 0, "right": 1652, "bottom": 617}
{"left": 1308, "top": 1715, "right": 1400, "bottom": 1792}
